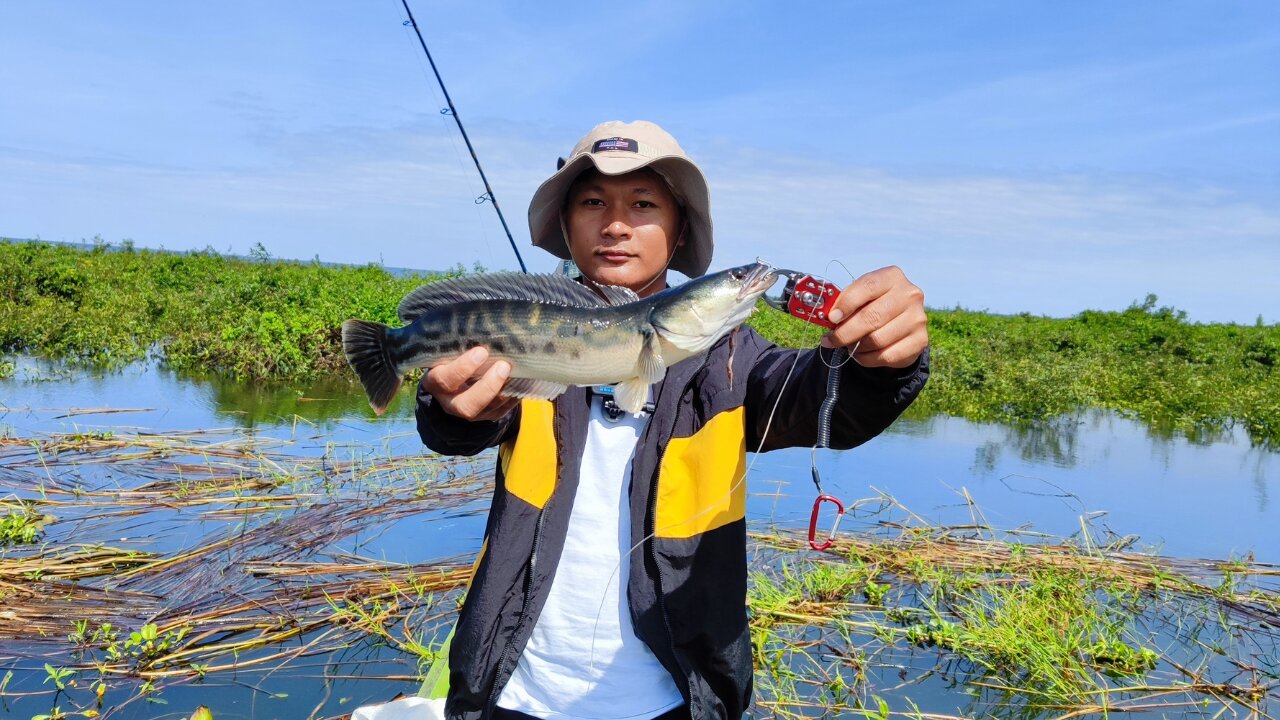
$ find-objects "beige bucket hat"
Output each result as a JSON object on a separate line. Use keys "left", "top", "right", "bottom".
{"left": 528, "top": 120, "right": 713, "bottom": 278}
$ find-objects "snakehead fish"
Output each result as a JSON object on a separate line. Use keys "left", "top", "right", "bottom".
{"left": 342, "top": 262, "right": 779, "bottom": 415}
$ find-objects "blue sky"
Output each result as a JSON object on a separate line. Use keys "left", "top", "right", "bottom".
{"left": 1, "top": 1, "right": 1277, "bottom": 322}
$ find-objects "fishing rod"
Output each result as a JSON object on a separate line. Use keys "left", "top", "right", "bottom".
{"left": 398, "top": 0, "right": 528, "bottom": 273}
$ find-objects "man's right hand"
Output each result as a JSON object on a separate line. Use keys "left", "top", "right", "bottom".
{"left": 422, "top": 346, "right": 520, "bottom": 422}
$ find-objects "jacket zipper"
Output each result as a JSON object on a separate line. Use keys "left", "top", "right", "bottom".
{"left": 484, "top": 409, "right": 557, "bottom": 717}
{"left": 646, "top": 354, "right": 711, "bottom": 712}
{"left": 648, "top": 455, "right": 689, "bottom": 704}
{"left": 483, "top": 502, "right": 545, "bottom": 712}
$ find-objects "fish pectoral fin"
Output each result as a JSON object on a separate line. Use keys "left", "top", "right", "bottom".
{"left": 613, "top": 378, "right": 651, "bottom": 415}
{"left": 499, "top": 377, "right": 570, "bottom": 401}
{"left": 638, "top": 327, "right": 667, "bottom": 385}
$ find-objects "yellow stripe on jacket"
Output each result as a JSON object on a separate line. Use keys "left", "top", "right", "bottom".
{"left": 498, "top": 399, "right": 558, "bottom": 509}
{"left": 654, "top": 407, "right": 747, "bottom": 539}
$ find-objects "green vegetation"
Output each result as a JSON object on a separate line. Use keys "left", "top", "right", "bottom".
{"left": 754, "top": 293, "right": 1280, "bottom": 446}
{"left": 0, "top": 238, "right": 454, "bottom": 379}
{"left": 918, "top": 299, "right": 1280, "bottom": 447}
{"left": 1, "top": 427, "right": 1276, "bottom": 718}
{"left": 0, "top": 500, "right": 51, "bottom": 547}
{"left": 747, "top": 527, "right": 1278, "bottom": 717}
{"left": 3, "top": 239, "right": 1278, "bottom": 445}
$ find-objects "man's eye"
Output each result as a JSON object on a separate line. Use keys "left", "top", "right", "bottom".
{"left": 581, "top": 198, "right": 604, "bottom": 206}
{"left": 635, "top": 200, "right": 657, "bottom": 208}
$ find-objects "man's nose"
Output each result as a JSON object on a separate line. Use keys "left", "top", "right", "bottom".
{"left": 602, "top": 219, "right": 631, "bottom": 240}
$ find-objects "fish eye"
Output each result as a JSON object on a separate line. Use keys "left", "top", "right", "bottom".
{"left": 731, "top": 268, "right": 746, "bottom": 280}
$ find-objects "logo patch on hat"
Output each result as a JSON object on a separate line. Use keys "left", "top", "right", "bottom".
{"left": 592, "top": 137, "right": 638, "bottom": 153}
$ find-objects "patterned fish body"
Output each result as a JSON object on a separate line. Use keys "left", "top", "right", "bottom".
{"left": 342, "top": 262, "right": 778, "bottom": 415}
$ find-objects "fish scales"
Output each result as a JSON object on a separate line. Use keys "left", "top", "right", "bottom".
{"left": 389, "top": 301, "right": 639, "bottom": 384}
{"left": 342, "top": 263, "right": 779, "bottom": 415}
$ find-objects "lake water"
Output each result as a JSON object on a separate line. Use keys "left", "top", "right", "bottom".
{"left": 1, "top": 357, "right": 1276, "bottom": 718}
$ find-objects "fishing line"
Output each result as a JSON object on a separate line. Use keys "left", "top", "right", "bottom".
{"left": 818, "top": 259, "right": 859, "bottom": 371}
{"left": 585, "top": 338, "right": 811, "bottom": 680}
{"left": 397, "top": 0, "right": 528, "bottom": 273}
{"left": 397, "top": 10, "right": 499, "bottom": 269}
{"left": 585, "top": 263, "right": 850, "bottom": 679}
{"left": 389, "top": 5, "right": 494, "bottom": 270}
{"left": 391, "top": 6, "right": 497, "bottom": 270}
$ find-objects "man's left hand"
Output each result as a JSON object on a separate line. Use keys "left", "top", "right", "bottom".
{"left": 820, "top": 265, "right": 928, "bottom": 369}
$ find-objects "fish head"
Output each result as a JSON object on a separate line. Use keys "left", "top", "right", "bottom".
{"left": 649, "top": 262, "right": 780, "bottom": 353}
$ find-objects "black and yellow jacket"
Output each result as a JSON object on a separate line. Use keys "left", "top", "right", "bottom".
{"left": 416, "top": 326, "right": 928, "bottom": 720}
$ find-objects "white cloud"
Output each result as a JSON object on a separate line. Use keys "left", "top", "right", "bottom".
{"left": 3, "top": 122, "right": 1276, "bottom": 323}
{"left": 707, "top": 155, "right": 1280, "bottom": 321}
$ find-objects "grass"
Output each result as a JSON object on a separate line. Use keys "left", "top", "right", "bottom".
{"left": 747, "top": 520, "right": 1280, "bottom": 718}
{"left": 0, "top": 238, "right": 456, "bottom": 379}
{"left": 0, "top": 425, "right": 1277, "bottom": 718}
{"left": 753, "top": 293, "right": 1280, "bottom": 446}
{"left": 0, "top": 425, "right": 483, "bottom": 717}
{"left": 918, "top": 300, "right": 1280, "bottom": 447}
{"left": 0, "top": 500, "right": 50, "bottom": 547}
{"left": 3, "top": 238, "right": 1279, "bottom": 445}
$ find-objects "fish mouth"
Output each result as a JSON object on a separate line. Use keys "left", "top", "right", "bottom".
{"left": 736, "top": 262, "right": 781, "bottom": 301}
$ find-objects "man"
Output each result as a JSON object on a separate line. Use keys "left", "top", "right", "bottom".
{"left": 417, "top": 121, "right": 928, "bottom": 720}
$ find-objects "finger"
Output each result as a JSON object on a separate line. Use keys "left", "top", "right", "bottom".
{"left": 424, "top": 346, "right": 489, "bottom": 395}
{"left": 822, "top": 290, "right": 908, "bottom": 349}
{"left": 851, "top": 312, "right": 929, "bottom": 368}
{"left": 853, "top": 302, "right": 927, "bottom": 352}
{"left": 827, "top": 266, "right": 904, "bottom": 323}
{"left": 450, "top": 360, "right": 512, "bottom": 419}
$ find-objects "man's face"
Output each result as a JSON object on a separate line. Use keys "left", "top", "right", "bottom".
{"left": 564, "top": 168, "right": 682, "bottom": 298}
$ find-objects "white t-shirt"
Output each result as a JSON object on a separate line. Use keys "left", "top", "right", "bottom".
{"left": 496, "top": 392, "right": 683, "bottom": 720}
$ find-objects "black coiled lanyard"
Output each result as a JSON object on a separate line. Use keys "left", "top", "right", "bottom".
{"left": 808, "top": 344, "right": 850, "bottom": 551}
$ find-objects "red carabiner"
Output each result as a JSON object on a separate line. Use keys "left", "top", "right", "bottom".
{"left": 808, "top": 494, "right": 845, "bottom": 551}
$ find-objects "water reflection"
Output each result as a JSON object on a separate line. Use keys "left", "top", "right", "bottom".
{"left": 0, "top": 355, "right": 412, "bottom": 430}
{"left": 744, "top": 414, "right": 1280, "bottom": 563}
{"left": 3, "top": 357, "right": 1279, "bottom": 563}
{"left": 897, "top": 415, "right": 1086, "bottom": 472}
{"left": 904, "top": 409, "right": 1273, "bottom": 480}
{"left": 3, "top": 357, "right": 1279, "bottom": 719}
{"left": 183, "top": 366, "right": 415, "bottom": 426}
{"left": 973, "top": 419, "right": 1081, "bottom": 471}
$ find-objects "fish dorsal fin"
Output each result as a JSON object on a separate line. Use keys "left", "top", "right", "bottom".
{"left": 591, "top": 283, "right": 640, "bottom": 306}
{"left": 398, "top": 272, "right": 607, "bottom": 322}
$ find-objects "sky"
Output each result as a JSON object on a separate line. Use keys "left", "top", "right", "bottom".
{"left": 1, "top": 1, "right": 1277, "bottom": 322}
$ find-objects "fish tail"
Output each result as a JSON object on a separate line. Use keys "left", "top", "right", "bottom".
{"left": 342, "top": 319, "right": 402, "bottom": 416}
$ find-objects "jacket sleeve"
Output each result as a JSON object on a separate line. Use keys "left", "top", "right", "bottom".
{"left": 744, "top": 335, "right": 929, "bottom": 453}
{"left": 414, "top": 376, "right": 519, "bottom": 456}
